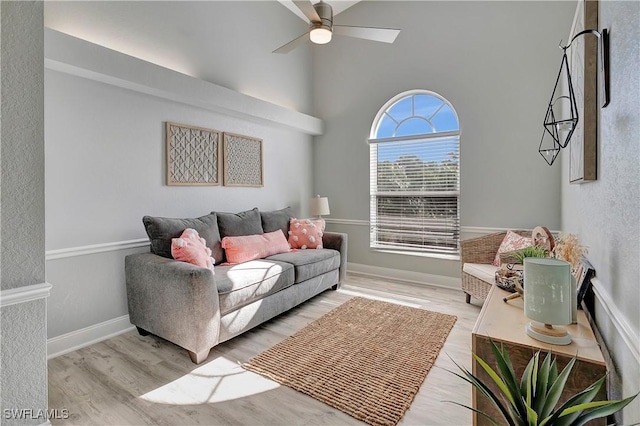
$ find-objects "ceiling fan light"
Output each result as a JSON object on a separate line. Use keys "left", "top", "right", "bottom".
{"left": 310, "top": 27, "right": 332, "bottom": 44}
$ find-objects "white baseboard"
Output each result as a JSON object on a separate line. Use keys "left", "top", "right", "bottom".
{"left": 591, "top": 278, "right": 640, "bottom": 366}
{"left": 347, "top": 262, "right": 459, "bottom": 290}
{"left": 47, "top": 315, "right": 135, "bottom": 359}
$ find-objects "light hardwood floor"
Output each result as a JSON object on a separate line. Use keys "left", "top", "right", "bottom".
{"left": 48, "top": 274, "right": 482, "bottom": 425}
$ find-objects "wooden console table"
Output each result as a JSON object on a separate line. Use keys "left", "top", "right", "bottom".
{"left": 472, "top": 285, "right": 606, "bottom": 426}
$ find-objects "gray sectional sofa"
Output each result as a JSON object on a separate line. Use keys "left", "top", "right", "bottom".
{"left": 125, "top": 207, "right": 347, "bottom": 364}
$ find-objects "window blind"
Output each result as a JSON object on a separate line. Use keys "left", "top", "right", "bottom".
{"left": 370, "top": 135, "right": 460, "bottom": 255}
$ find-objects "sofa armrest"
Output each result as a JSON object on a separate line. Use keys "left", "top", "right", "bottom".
{"left": 125, "top": 253, "right": 221, "bottom": 354}
{"left": 323, "top": 231, "right": 348, "bottom": 284}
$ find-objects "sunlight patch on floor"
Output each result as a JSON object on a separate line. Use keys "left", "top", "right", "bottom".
{"left": 138, "top": 356, "right": 279, "bottom": 405}
{"left": 337, "top": 287, "right": 426, "bottom": 308}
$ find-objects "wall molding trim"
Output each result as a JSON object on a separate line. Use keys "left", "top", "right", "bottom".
{"left": 44, "top": 29, "right": 323, "bottom": 136}
{"left": 0, "top": 282, "right": 52, "bottom": 308}
{"left": 325, "top": 218, "right": 368, "bottom": 226}
{"left": 591, "top": 278, "right": 640, "bottom": 366}
{"left": 347, "top": 262, "right": 459, "bottom": 290}
{"left": 46, "top": 238, "right": 150, "bottom": 261}
{"left": 47, "top": 314, "right": 135, "bottom": 360}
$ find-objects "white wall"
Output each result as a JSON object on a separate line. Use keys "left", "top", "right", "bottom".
{"left": 0, "top": 2, "right": 49, "bottom": 424}
{"left": 44, "top": 2, "right": 317, "bottom": 341}
{"left": 561, "top": 1, "right": 639, "bottom": 422}
{"left": 312, "top": 1, "right": 575, "bottom": 280}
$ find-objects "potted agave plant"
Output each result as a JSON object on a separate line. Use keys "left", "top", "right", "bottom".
{"left": 448, "top": 341, "right": 637, "bottom": 426}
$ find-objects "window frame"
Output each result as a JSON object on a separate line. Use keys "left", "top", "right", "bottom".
{"left": 369, "top": 90, "right": 461, "bottom": 259}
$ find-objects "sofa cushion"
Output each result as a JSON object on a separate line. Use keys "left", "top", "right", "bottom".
{"left": 222, "top": 230, "right": 290, "bottom": 264}
{"left": 215, "top": 260, "right": 294, "bottom": 315}
{"left": 288, "top": 218, "right": 325, "bottom": 249}
{"left": 492, "top": 230, "right": 533, "bottom": 266}
{"left": 171, "top": 228, "right": 215, "bottom": 271}
{"left": 463, "top": 262, "right": 498, "bottom": 285}
{"left": 261, "top": 207, "right": 294, "bottom": 238}
{"left": 265, "top": 249, "right": 340, "bottom": 284}
{"left": 215, "top": 207, "right": 264, "bottom": 238}
{"left": 143, "top": 213, "right": 223, "bottom": 264}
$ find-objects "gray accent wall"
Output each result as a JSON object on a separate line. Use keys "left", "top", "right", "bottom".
{"left": 0, "top": 2, "right": 49, "bottom": 425}
{"left": 43, "top": 2, "right": 316, "bottom": 339}
{"left": 312, "top": 1, "right": 576, "bottom": 279}
{"left": 561, "top": 1, "right": 639, "bottom": 422}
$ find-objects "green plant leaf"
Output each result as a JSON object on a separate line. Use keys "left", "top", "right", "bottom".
{"left": 525, "top": 356, "right": 534, "bottom": 409}
{"left": 532, "top": 352, "right": 540, "bottom": 402}
{"left": 534, "top": 351, "right": 553, "bottom": 417}
{"left": 490, "top": 341, "right": 526, "bottom": 415}
{"left": 512, "top": 245, "right": 549, "bottom": 263}
{"left": 525, "top": 403, "right": 538, "bottom": 426}
{"left": 571, "top": 393, "right": 638, "bottom": 426}
{"left": 520, "top": 354, "right": 535, "bottom": 396}
{"left": 539, "top": 375, "right": 605, "bottom": 426}
{"left": 444, "top": 356, "right": 519, "bottom": 426}
{"left": 547, "top": 359, "right": 558, "bottom": 393}
{"left": 474, "top": 353, "right": 516, "bottom": 407}
{"left": 540, "top": 356, "right": 577, "bottom": 419}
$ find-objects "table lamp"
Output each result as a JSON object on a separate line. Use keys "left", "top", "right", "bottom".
{"left": 524, "top": 257, "right": 572, "bottom": 345}
{"left": 310, "top": 195, "right": 330, "bottom": 219}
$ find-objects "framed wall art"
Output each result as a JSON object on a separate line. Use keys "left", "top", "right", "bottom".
{"left": 222, "top": 132, "right": 264, "bottom": 187}
{"left": 574, "top": 257, "right": 596, "bottom": 309}
{"left": 166, "top": 122, "right": 221, "bottom": 186}
{"left": 568, "top": 0, "right": 598, "bottom": 183}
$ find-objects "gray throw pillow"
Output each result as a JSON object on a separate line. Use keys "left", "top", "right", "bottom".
{"left": 142, "top": 213, "right": 224, "bottom": 265}
{"left": 261, "top": 207, "right": 295, "bottom": 239}
{"left": 215, "top": 207, "right": 264, "bottom": 238}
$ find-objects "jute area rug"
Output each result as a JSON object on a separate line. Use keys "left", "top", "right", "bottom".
{"left": 243, "top": 296, "right": 457, "bottom": 426}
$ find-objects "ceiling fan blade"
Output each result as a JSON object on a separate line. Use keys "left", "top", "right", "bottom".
{"left": 292, "top": 0, "right": 321, "bottom": 23}
{"left": 273, "top": 31, "right": 310, "bottom": 54}
{"left": 333, "top": 25, "right": 400, "bottom": 43}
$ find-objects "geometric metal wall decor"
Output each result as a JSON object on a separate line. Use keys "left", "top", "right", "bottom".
{"left": 166, "top": 122, "right": 221, "bottom": 186}
{"left": 222, "top": 132, "right": 264, "bottom": 187}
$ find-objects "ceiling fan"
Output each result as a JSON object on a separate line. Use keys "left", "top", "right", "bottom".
{"left": 274, "top": 0, "right": 400, "bottom": 54}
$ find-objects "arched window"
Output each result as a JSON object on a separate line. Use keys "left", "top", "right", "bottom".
{"left": 369, "top": 90, "right": 460, "bottom": 256}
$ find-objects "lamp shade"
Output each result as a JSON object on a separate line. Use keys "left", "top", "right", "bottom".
{"left": 524, "top": 257, "right": 572, "bottom": 326}
{"left": 310, "top": 196, "right": 330, "bottom": 217}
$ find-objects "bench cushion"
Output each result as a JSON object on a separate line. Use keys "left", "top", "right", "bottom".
{"left": 462, "top": 262, "right": 498, "bottom": 285}
{"left": 265, "top": 249, "right": 340, "bottom": 283}
{"left": 215, "top": 260, "right": 294, "bottom": 315}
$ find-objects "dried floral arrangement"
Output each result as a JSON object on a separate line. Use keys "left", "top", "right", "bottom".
{"left": 553, "top": 232, "right": 588, "bottom": 269}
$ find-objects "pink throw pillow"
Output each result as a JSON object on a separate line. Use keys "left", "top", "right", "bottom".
{"left": 492, "top": 231, "right": 533, "bottom": 266}
{"left": 221, "top": 230, "right": 291, "bottom": 264}
{"left": 288, "top": 218, "right": 325, "bottom": 249}
{"left": 171, "top": 228, "right": 215, "bottom": 272}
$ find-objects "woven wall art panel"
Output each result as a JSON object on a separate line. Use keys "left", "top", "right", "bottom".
{"left": 223, "top": 132, "right": 263, "bottom": 187}
{"left": 166, "top": 122, "right": 221, "bottom": 186}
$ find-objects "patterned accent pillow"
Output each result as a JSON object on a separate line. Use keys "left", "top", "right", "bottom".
{"left": 171, "top": 229, "right": 215, "bottom": 272}
{"left": 221, "top": 230, "right": 291, "bottom": 264}
{"left": 492, "top": 231, "right": 533, "bottom": 266}
{"left": 288, "top": 219, "right": 325, "bottom": 249}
